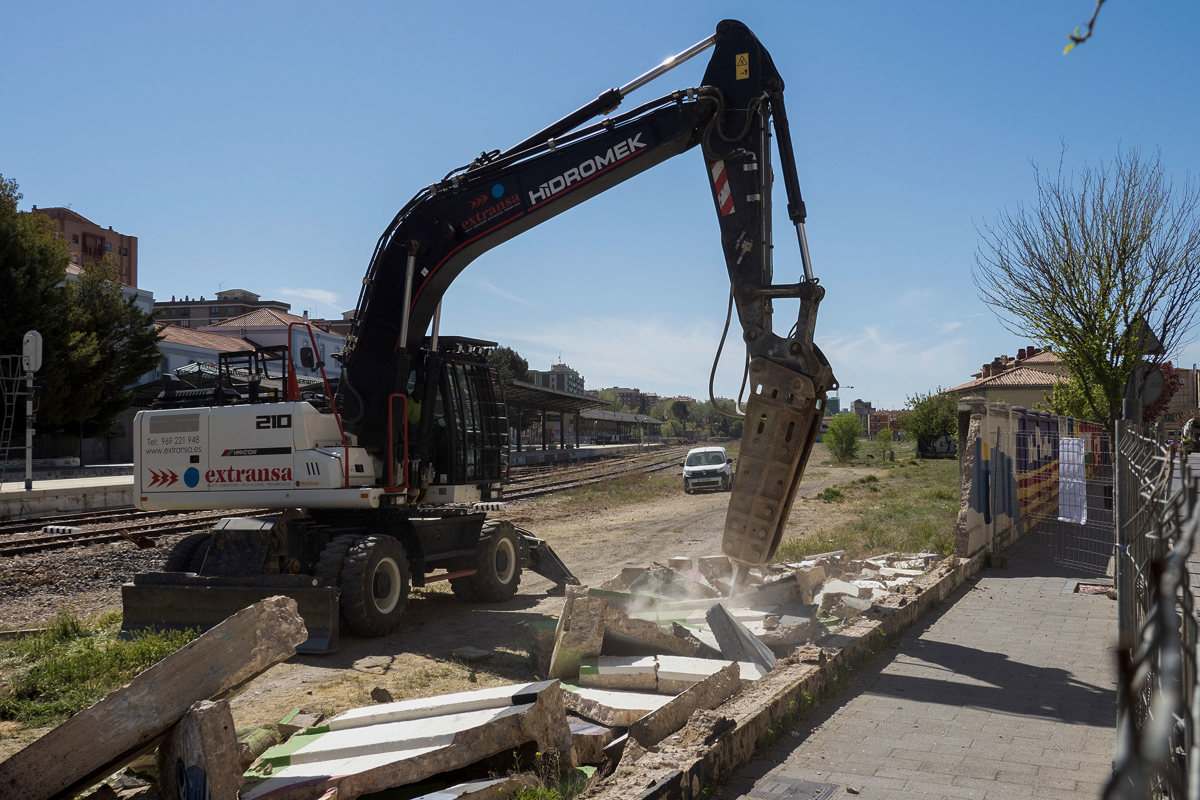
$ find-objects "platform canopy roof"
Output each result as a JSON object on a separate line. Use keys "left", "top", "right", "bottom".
{"left": 505, "top": 380, "right": 604, "bottom": 415}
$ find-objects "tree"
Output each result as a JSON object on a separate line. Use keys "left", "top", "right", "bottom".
{"left": 486, "top": 346, "right": 529, "bottom": 385}
{"left": 824, "top": 413, "right": 861, "bottom": 463}
{"left": 0, "top": 174, "right": 160, "bottom": 432}
{"left": 975, "top": 150, "right": 1200, "bottom": 425}
{"left": 1045, "top": 360, "right": 1182, "bottom": 424}
{"left": 903, "top": 389, "right": 957, "bottom": 454}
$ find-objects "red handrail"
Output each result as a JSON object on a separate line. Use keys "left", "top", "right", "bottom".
{"left": 287, "top": 321, "right": 350, "bottom": 488}
{"left": 386, "top": 392, "right": 410, "bottom": 491}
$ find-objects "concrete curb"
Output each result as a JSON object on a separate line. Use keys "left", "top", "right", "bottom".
{"left": 589, "top": 550, "right": 989, "bottom": 800}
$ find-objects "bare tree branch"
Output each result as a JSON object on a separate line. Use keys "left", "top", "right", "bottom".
{"left": 974, "top": 149, "right": 1200, "bottom": 423}
{"left": 1064, "top": 0, "right": 1108, "bottom": 54}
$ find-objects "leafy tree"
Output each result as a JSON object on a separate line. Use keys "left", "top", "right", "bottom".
{"left": 824, "top": 413, "right": 861, "bottom": 463}
{"left": 975, "top": 150, "right": 1200, "bottom": 424}
{"left": 0, "top": 174, "right": 160, "bottom": 433}
{"left": 903, "top": 389, "right": 957, "bottom": 455}
{"left": 1046, "top": 360, "right": 1182, "bottom": 424}
{"left": 487, "top": 346, "right": 529, "bottom": 385}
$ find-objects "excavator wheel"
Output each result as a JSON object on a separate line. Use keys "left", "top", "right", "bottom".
{"left": 336, "top": 535, "right": 411, "bottom": 637}
{"left": 163, "top": 531, "right": 214, "bottom": 573}
{"left": 451, "top": 520, "right": 522, "bottom": 603}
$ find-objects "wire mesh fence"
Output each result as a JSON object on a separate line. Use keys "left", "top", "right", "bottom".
{"left": 1015, "top": 423, "right": 1115, "bottom": 575}
{"left": 1106, "top": 421, "right": 1200, "bottom": 799}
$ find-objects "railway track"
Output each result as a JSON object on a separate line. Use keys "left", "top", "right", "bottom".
{"left": 0, "top": 510, "right": 266, "bottom": 557}
{"left": 505, "top": 448, "right": 687, "bottom": 500}
{"left": 0, "top": 506, "right": 194, "bottom": 537}
{"left": 505, "top": 447, "right": 686, "bottom": 486}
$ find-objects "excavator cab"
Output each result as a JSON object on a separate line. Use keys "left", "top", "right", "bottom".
{"left": 401, "top": 338, "right": 508, "bottom": 504}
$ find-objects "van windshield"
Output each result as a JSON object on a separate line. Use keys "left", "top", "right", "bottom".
{"left": 686, "top": 451, "right": 726, "bottom": 467}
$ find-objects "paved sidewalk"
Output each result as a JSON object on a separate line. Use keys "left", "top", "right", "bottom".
{"left": 718, "top": 535, "right": 1116, "bottom": 800}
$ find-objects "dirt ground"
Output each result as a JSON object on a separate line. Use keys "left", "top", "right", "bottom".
{"left": 0, "top": 461, "right": 879, "bottom": 756}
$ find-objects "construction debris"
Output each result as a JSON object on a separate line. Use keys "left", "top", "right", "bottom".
{"left": 629, "top": 662, "right": 740, "bottom": 748}
{"left": 0, "top": 548, "right": 950, "bottom": 800}
{"left": 242, "top": 680, "right": 573, "bottom": 800}
{"left": 549, "top": 586, "right": 608, "bottom": 680}
{"left": 568, "top": 716, "right": 617, "bottom": 765}
{"left": 157, "top": 699, "right": 242, "bottom": 800}
{"left": 562, "top": 685, "right": 673, "bottom": 727}
{"left": 705, "top": 602, "right": 778, "bottom": 672}
{"left": 410, "top": 776, "right": 538, "bottom": 800}
{"left": 578, "top": 656, "right": 658, "bottom": 691}
{"left": 0, "top": 596, "right": 307, "bottom": 800}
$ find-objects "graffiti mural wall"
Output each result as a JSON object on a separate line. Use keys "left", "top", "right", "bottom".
{"left": 955, "top": 398, "right": 1111, "bottom": 559}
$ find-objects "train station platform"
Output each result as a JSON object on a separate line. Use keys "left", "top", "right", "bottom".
{"left": 0, "top": 475, "right": 134, "bottom": 520}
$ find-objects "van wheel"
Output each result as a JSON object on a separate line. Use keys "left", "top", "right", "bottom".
{"left": 452, "top": 521, "right": 522, "bottom": 603}
{"left": 338, "top": 535, "right": 410, "bottom": 637}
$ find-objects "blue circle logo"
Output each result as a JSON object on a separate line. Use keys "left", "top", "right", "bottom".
{"left": 491, "top": 183, "right": 505, "bottom": 199}
{"left": 184, "top": 467, "right": 201, "bottom": 488}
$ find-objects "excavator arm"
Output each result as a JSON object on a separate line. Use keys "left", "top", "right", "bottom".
{"left": 338, "top": 19, "right": 836, "bottom": 566}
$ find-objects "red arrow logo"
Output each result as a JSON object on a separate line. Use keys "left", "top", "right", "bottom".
{"left": 147, "top": 469, "right": 178, "bottom": 487}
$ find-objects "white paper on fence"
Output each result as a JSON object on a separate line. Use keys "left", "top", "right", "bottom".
{"left": 1058, "top": 436, "right": 1087, "bottom": 525}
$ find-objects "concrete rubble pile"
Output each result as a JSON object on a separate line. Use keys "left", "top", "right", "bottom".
{"left": 0, "top": 551, "right": 945, "bottom": 800}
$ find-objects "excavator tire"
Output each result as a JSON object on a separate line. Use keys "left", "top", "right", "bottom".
{"left": 451, "top": 521, "right": 521, "bottom": 603}
{"left": 338, "top": 535, "right": 410, "bottom": 637}
{"left": 314, "top": 533, "right": 361, "bottom": 587}
{"left": 163, "top": 531, "right": 214, "bottom": 573}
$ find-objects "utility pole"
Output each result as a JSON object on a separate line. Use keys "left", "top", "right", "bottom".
{"left": 21, "top": 330, "right": 42, "bottom": 492}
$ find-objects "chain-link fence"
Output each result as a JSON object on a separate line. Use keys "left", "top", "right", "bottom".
{"left": 1105, "top": 421, "right": 1200, "bottom": 799}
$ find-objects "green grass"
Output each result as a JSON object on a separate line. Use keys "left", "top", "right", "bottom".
{"left": 0, "top": 611, "right": 196, "bottom": 726}
{"left": 776, "top": 451, "right": 959, "bottom": 561}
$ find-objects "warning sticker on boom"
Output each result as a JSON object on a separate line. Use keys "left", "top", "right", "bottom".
{"left": 735, "top": 52, "right": 749, "bottom": 80}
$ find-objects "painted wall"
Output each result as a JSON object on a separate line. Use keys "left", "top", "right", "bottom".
{"left": 955, "top": 397, "right": 1109, "bottom": 557}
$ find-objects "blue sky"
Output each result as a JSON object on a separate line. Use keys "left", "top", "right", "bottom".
{"left": 4, "top": 2, "right": 1199, "bottom": 408}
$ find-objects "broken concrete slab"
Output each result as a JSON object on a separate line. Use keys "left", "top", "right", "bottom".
{"left": 598, "top": 567, "right": 650, "bottom": 592}
{"left": 242, "top": 681, "right": 572, "bottom": 800}
{"left": 627, "top": 565, "right": 721, "bottom": 600}
{"left": 603, "top": 612, "right": 711, "bottom": 659}
{"left": 562, "top": 686, "right": 672, "bottom": 727}
{"left": 157, "top": 699, "right": 242, "bottom": 800}
{"left": 879, "top": 566, "right": 925, "bottom": 578}
{"left": 629, "top": 662, "right": 740, "bottom": 748}
{"left": 568, "top": 716, "right": 616, "bottom": 765}
{"left": 655, "top": 656, "right": 766, "bottom": 694}
{"left": 825, "top": 594, "right": 873, "bottom": 620}
{"left": 756, "top": 614, "right": 822, "bottom": 653}
{"left": 410, "top": 775, "right": 537, "bottom": 800}
{"left": 705, "top": 603, "right": 777, "bottom": 673}
{"left": 0, "top": 596, "right": 306, "bottom": 800}
{"left": 549, "top": 585, "right": 607, "bottom": 680}
{"left": 792, "top": 565, "right": 826, "bottom": 604}
{"left": 578, "top": 656, "right": 658, "bottom": 691}
{"left": 818, "top": 578, "right": 866, "bottom": 599}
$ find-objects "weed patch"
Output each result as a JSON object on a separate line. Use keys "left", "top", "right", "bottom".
{"left": 777, "top": 447, "right": 958, "bottom": 561}
{"left": 818, "top": 487, "right": 845, "bottom": 503}
{"left": 0, "top": 612, "right": 195, "bottom": 726}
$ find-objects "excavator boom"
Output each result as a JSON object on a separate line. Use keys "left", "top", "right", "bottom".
{"left": 339, "top": 19, "right": 836, "bottom": 565}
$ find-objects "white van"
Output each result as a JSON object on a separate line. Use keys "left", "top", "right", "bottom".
{"left": 682, "top": 446, "right": 734, "bottom": 494}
